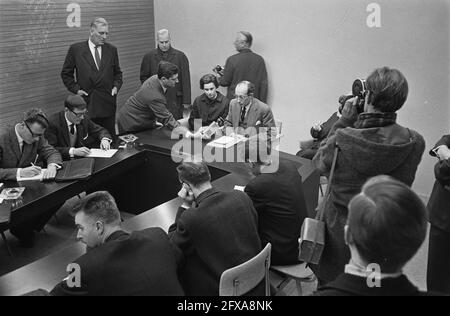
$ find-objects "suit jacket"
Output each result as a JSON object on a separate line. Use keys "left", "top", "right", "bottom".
{"left": 225, "top": 97, "right": 276, "bottom": 139}
{"left": 245, "top": 159, "right": 308, "bottom": 265}
{"left": 46, "top": 111, "right": 111, "bottom": 160}
{"left": 51, "top": 228, "right": 184, "bottom": 296}
{"left": 314, "top": 273, "right": 430, "bottom": 296}
{"left": 0, "top": 126, "right": 62, "bottom": 181}
{"left": 140, "top": 47, "right": 191, "bottom": 105}
{"left": 168, "top": 188, "right": 262, "bottom": 296}
{"left": 61, "top": 41, "right": 123, "bottom": 118}
{"left": 219, "top": 49, "right": 268, "bottom": 103}
{"left": 428, "top": 135, "right": 450, "bottom": 233}
{"left": 117, "top": 75, "right": 181, "bottom": 133}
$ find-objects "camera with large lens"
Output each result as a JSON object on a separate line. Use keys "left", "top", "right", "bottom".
{"left": 338, "top": 79, "right": 367, "bottom": 114}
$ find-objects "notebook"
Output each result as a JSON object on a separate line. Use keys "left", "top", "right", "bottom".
{"left": 17, "top": 169, "right": 47, "bottom": 181}
{"left": 55, "top": 158, "right": 95, "bottom": 182}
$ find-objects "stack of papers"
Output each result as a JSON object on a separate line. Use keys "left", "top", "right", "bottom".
{"left": 17, "top": 169, "right": 47, "bottom": 181}
{"left": 207, "top": 135, "right": 247, "bottom": 149}
{"left": 86, "top": 149, "right": 118, "bottom": 158}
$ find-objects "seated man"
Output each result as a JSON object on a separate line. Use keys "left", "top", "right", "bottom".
{"left": 224, "top": 81, "right": 276, "bottom": 139}
{"left": 169, "top": 161, "right": 262, "bottom": 296}
{"left": 244, "top": 142, "right": 308, "bottom": 265}
{"left": 314, "top": 175, "right": 431, "bottom": 296}
{"left": 117, "top": 61, "right": 190, "bottom": 137}
{"left": 427, "top": 134, "right": 450, "bottom": 294}
{"left": 188, "top": 74, "right": 230, "bottom": 131}
{"left": 297, "top": 111, "right": 339, "bottom": 160}
{"left": 0, "top": 108, "right": 62, "bottom": 247}
{"left": 51, "top": 191, "right": 184, "bottom": 296}
{"left": 46, "top": 95, "right": 112, "bottom": 160}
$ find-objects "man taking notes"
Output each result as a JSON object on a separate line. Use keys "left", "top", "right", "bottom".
{"left": 46, "top": 95, "right": 112, "bottom": 160}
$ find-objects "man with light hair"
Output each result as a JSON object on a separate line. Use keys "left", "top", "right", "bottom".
{"left": 61, "top": 17, "right": 123, "bottom": 139}
{"left": 140, "top": 29, "right": 191, "bottom": 119}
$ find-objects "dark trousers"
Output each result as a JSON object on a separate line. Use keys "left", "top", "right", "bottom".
{"left": 92, "top": 115, "right": 116, "bottom": 141}
{"left": 427, "top": 225, "right": 450, "bottom": 294}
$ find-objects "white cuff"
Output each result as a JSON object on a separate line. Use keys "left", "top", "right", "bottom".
{"left": 101, "top": 138, "right": 112, "bottom": 143}
{"left": 16, "top": 168, "right": 21, "bottom": 180}
{"left": 69, "top": 147, "right": 75, "bottom": 158}
{"left": 48, "top": 163, "right": 61, "bottom": 170}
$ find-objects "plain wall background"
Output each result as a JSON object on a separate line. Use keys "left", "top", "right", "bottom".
{"left": 155, "top": 0, "right": 449, "bottom": 199}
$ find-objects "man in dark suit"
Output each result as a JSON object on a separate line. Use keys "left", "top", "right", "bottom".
{"left": 50, "top": 191, "right": 184, "bottom": 296}
{"left": 118, "top": 61, "right": 190, "bottom": 137}
{"left": 46, "top": 95, "right": 112, "bottom": 160}
{"left": 224, "top": 81, "right": 276, "bottom": 140}
{"left": 215, "top": 31, "right": 268, "bottom": 103}
{"left": 244, "top": 143, "right": 308, "bottom": 265}
{"left": 0, "top": 108, "right": 62, "bottom": 246}
{"left": 427, "top": 135, "right": 450, "bottom": 294}
{"left": 61, "top": 17, "right": 123, "bottom": 139}
{"left": 169, "top": 161, "right": 262, "bottom": 296}
{"left": 314, "top": 176, "right": 431, "bottom": 296}
{"left": 140, "top": 29, "right": 191, "bottom": 119}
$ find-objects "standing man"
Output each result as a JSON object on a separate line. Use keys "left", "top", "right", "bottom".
{"left": 46, "top": 95, "right": 112, "bottom": 160}
{"left": 140, "top": 29, "right": 191, "bottom": 119}
{"left": 215, "top": 31, "right": 268, "bottom": 103}
{"left": 61, "top": 17, "right": 123, "bottom": 139}
{"left": 427, "top": 135, "right": 450, "bottom": 294}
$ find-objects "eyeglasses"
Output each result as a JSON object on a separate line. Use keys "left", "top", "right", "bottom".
{"left": 69, "top": 109, "right": 88, "bottom": 118}
{"left": 235, "top": 94, "right": 249, "bottom": 101}
{"left": 24, "top": 122, "right": 43, "bottom": 138}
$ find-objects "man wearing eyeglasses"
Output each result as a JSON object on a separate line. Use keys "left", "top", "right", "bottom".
{"left": 0, "top": 108, "right": 62, "bottom": 246}
{"left": 46, "top": 95, "right": 112, "bottom": 160}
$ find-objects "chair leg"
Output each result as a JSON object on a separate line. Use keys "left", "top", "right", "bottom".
{"left": 1, "top": 231, "right": 13, "bottom": 257}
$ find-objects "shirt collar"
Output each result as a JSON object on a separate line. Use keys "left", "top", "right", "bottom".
{"left": 88, "top": 39, "right": 101, "bottom": 50}
{"left": 64, "top": 112, "right": 74, "bottom": 127}
{"left": 344, "top": 260, "right": 403, "bottom": 279}
{"left": 159, "top": 80, "right": 167, "bottom": 93}
{"left": 14, "top": 123, "right": 24, "bottom": 144}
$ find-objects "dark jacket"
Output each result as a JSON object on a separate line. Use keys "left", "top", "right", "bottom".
{"left": 140, "top": 46, "right": 191, "bottom": 106}
{"left": 51, "top": 228, "right": 184, "bottom": 296}
{"left": 219, "top": 49, "right": 268, "bottom": 103}
{"left": 314, "top": 273, "right": 430, "bottom": 296}
{"left": 117, "top": 75, "right": 181, "bottom": 133}
{"left": 428, "top": 135, "right": 450, "bottom": 233}
{"left": 188, "top": 92, "right": 230, "bottom": 130}
{"left": 169, "top": 188, "right": 262, "bottom": 296}
{"left": 46, "top": 111, "right": 111, "bottom": 160}
{"left": 245, "top": 159, "right": 308, "bottom": 265}
{"left": 0, "top": 126, "right": 62, "bottom": 180}
{"left": 312, "top": 115, "right": 425, "bottom": 283}
{"left": 61, "top": 41, "right": 123, "bottom": 118}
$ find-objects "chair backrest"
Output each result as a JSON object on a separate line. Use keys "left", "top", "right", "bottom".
{"left": 219, "top": 243, "right": 271, "bottom": 296}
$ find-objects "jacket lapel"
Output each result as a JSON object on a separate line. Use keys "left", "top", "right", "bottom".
{"left": 81, "top": 41, "right": 98, "bottom": 72}
{"left": 98, "top": 45, "right": 112, "bottom": 72}
{"left": 59, "top": 112, "right": 70, "bottom": 146}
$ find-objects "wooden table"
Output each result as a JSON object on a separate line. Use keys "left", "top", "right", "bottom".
{"left": 0, "top": 127, "right": 319, "bottom": 296}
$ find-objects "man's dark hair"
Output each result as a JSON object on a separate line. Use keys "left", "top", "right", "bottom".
{"left": 239, "top": 31, "right": 253, "bottom": 47}
{"left": 73, "top": 191, "right": 121, "bottom": 225}
{"left": 199, "top": 74, "right": 219, "bottom": 89}
{"left": 177, "top": 161, "right": 211, "bottom": 187}
{"left": 23, "top": 108, "right": 49, "bottom": 129}
{"left": 64, "top": 95, "right": 87, "bottom": 111}
{"left": 366, "top": 66, "right": 409, "bottom": 113}
{"left": 157, "top": 61, "right": 179, "bottom": 80}
{"left": 347, "top": 175, "right": 427, "bottom": 273}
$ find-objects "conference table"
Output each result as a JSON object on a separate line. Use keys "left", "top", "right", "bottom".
{"left": 0, "top": 127, "right": 320, "bottom": 296}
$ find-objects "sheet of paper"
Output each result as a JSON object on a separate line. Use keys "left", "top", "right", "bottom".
{"left": 234, "top": 185, "right": 246, "bottom": 192}
{"left": 17, "top": 169, "right": 46, "bottom": 181}
{"left": 86, "top": 149, "right": 118, "bottom": 158}
{"left": 207, "top": 135, "right": 247, "bottom": 149}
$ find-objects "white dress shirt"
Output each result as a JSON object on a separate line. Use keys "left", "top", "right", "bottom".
{"left": 88, "top": 39, "right": 102, "bottom": 69}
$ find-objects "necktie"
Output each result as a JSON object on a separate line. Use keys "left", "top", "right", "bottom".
{"left": 240, "top": 106, "right": 247, "bottom": 123}
{"left": 70, "top": 124, "right": 75, "bottom": 135}
{"left": 94, "top": 46, "right": 101, "bottom": 70}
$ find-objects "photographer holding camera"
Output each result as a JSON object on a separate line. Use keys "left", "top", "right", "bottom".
{"left": 311, "top": 66, "right": 425, "bottom": 285}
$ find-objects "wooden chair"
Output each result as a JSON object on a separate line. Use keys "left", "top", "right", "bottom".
{"left": 219, "top": 243, "right": 272, "bottom": 296}
{"left": 270, "top": 262, "right": 316, "bottom": 296}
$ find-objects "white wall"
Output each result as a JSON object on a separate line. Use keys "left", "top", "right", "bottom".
{"left": 155, "top": 0, "right": 449, "bottom": 198}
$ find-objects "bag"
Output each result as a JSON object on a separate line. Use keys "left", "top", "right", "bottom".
{"left": 298, "top": 147, "right": 339, "bottom": 265}
{"left": 55, "top": 158, "right": 95, "bottom": 182}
